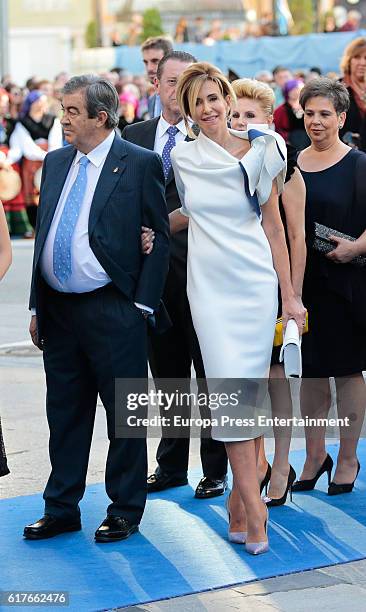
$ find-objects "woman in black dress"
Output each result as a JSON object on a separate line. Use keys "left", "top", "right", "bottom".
{"left": 0, "top": 201, "right": 12, "bottom": 476}
{"left": 294, "top": 78, "right": 366, "bottom": 495}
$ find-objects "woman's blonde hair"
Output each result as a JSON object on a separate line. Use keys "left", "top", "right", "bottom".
{"left": 340, "top": 37, "right": 366, "bottom": 76}
{"left": 231, "top": 78, "right": 275, "bottom": 117}
{"left": 176, "top": 61, "right": 236, "bottom": 136}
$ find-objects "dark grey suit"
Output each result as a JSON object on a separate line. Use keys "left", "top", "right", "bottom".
{"left": 30, "top": 133, "right": 169, "bottom": 524}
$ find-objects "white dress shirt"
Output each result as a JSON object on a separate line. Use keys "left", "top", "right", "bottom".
{"left": 154, "top": 115, "right": 187, "bottom": 155}
{"left": 40, "top": 131, "right": 115, "bottom": 293}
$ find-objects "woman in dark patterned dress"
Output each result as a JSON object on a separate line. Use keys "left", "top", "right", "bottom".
{"left": 0, "top": 87, "right": 33, "bottom": 238}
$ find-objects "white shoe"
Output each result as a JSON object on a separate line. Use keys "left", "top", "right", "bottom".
{"left": 245, "top": 506, "right": 269, "bottom": 555}
{"left": 225, "top": 493, "right": 247, "bottom": 544}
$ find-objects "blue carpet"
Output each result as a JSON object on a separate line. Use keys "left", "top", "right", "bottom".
{"left": 1, "top": 442, "right": 366, "bottom": 612}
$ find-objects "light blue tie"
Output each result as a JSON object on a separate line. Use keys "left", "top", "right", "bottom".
{"left": 53, "top": 155, "right": 90, "bottom": 283}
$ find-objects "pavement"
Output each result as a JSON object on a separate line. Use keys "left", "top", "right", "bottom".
{"left": 1, "top": 240, "right": 366, "bottom": 612}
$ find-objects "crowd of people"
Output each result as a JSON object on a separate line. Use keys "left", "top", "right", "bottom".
{"left": 1, "top": 36, "right": 365, "bottom": 240}
{"left": 109, "top": 8, "right": 365, "bottom": 46}
{"left": 110, "top": 14, "right": 276, "bottom": 46}
{"left": 0, "top": 35, "right": 366, "bottom": 557}
{"left": 323, "top": 9, "right": 363, "bottom": 34}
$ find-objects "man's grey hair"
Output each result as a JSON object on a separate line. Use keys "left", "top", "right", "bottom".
{"left": 62, "top": 74, "right": 119, "bottom": 129}
{"left": 299, "top": 77, "right": 350, "bottom": 114}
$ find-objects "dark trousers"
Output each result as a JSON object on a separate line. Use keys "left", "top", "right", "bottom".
{"left": 41, "top": 283, "right": 148, "bottom": 524}
{"left": 148, "top": 273, "right": 227, "bottom": 479}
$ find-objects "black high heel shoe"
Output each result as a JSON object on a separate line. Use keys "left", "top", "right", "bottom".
{"left": 292, "top": 454, "right": 333, "bottom": 492}
{"left": 328, "top": 461, "right": 360, "bottom": 496}
{"left": 260, "top": 462, "right": 271, "bottom": 495}
{"left": 264, "top": 465, "right": 296, "bottom": 507}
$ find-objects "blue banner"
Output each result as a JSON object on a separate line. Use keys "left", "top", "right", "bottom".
{"left": 115, "top": 30, "right": 366, "bottom": 77}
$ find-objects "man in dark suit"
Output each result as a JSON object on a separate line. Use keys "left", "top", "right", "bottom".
{"left": 123, "top": 52, "right": 228, "bottom": 499}
{"left": 140, "top": 36, "right": 173, "bottom": 118}
{"left": 24, "top": 75, "right": 169, "bottom": 542}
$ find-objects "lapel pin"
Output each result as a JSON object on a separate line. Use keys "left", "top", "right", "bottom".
{"left": 113, "top": 167, "right": 119, "bottom": 173}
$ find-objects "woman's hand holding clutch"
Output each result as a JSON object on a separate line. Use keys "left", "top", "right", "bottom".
{"left": 282, "top": 295, "right": 307, "bottom": 336}
{"left": 326, "top": 235, "right": 360, "bottom": 264}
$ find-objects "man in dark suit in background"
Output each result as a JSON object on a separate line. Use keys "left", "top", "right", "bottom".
{"left": 123, "top": 52, "right": 228, "bottom": 499}
{"left": 140, "top": 36, "right": 173, "bottom": 118}
{"left": 24, "top": 75, "right": 169, "bottom": 542}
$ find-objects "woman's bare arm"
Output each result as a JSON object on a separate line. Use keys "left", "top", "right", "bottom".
{"left": 261, "top": 181, "right": 306, "bottom": 333}
{"left": 141, "top": 209, "right": 189, "bottom": 254}
{"left": 169, "top": 209, "right": 189, "bottom": 234}
{"left": 281, "top": 168, "right": 306, "bottom": 298}
{"left": 0, "top": 204, "right": 12, "bottom": 281}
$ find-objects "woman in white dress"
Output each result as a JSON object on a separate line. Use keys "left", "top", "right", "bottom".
{"left": 170, "top": 63, "right": 305, "bottom": 555}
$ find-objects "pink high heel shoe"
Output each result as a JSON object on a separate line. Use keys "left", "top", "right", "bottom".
{"left": 245, "top": 505, "right": 269, "bottom": 555}
{"left": 225, "top": 492, "right": 247, "bottom": 544}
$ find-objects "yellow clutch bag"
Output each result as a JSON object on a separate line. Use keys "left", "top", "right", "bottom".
{"left": 273, "top": 311, "right": 309, "bottom": 347}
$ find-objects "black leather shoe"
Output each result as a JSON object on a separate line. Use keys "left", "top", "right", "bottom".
{"left": 292, "top": 454, "right": 333, "bottom": 492}
{"left": 147, "top": 471, "right": 188, "bottom": 493}
{"left": 95, "top": 516, "right": 139, "bottom": 543}
{"left": 264, "top": 465, "right": 296, "bottom": 507}
{"left": 23, "top": 514, "right": 81, "bottom": 540}
{"left": 260, "top": 462, "right": 272, "bottom": 495}
{"left": 195, "top": 476, "right": 228, "bottom": 499}
{"left": 328, "top": 460, "right": 360, "bottom": 496}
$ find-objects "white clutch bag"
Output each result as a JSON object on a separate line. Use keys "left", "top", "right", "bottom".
{"left": 279, "top": 319, "right": 302, "bottom": 378}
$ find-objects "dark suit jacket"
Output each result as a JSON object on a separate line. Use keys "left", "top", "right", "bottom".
{"left": 122, "top": 118, "right": 189, "bottom": 284}
{"left": 29, "top": 132, "right": 170, "bottom": 339}
{"left": 147, "top": 94, "right": 160, "bottom": 119}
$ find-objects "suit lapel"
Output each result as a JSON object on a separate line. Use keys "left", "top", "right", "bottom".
{"left": 88, "top": 133, "right": 127, "bottom": 237}
{"left": 140, "top": 117, "right": 159, "bottom": 151}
